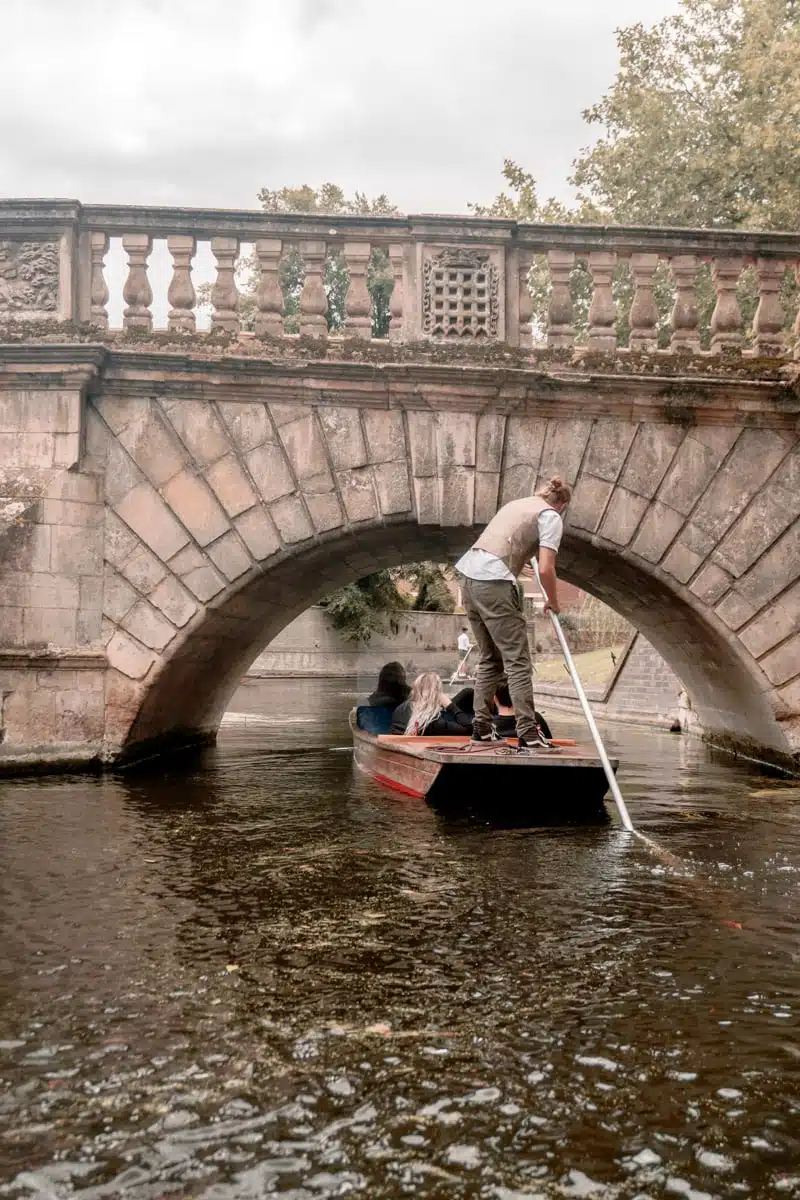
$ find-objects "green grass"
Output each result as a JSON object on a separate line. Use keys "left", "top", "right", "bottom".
{"left": 534, "top": 644, "right": 626, "bottom": 687}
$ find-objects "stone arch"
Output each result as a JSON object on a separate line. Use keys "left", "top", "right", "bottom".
{"left": 84, "top": 385, "right": 798, "bottom": 768}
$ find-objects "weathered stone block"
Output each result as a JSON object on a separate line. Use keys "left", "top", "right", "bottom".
{"left": 503, "top": 416, "right": 547, "bottom": 475}
{"left": 181, "top": 564, "right": 226, "bottom": 603}
{"left": 620, "top": 424, "right": 684, "bottom": 499}
{"left": 713, "top": 484, "right": 800, "bottom": 578}
{"left": 583, "top": 420, "right": 637, "bottom": 483}
{"left": 305, "top": 491, "right": 344, "bottom": 534}
{"left": 436, "top": 412, "right": 476, "bottom": 470}
{"left": 149, "top": 575, "right": 198, "bottom": 628}
{"left": 739, "top": 599, "right": 797, "bottom": 660}
{"left": 414, "top": 476, "right": 439, "bottom": 524}
{"left": 22, "top": 606, "right": 77, "bottom": 647}
{"left": 50, "top": 524, "right": 103, "bottom": 576}
{"left": 691, "top": 429, "right": 791, "bottom": 540}
{"left": 103, "top": 567, "right": 138, "bottom": 623}
{"left": 104, "top": 437, "right": 147, "bottom": 507}
{"left": 94, "top": 395, "right": 150, "bottom": 436}
{"left": 41, "top": 498, "right": 99, "bottom": 527}
{"left": 122, "top": 600, "right": 177, "bottom": 651}
{"left": 363, "top": 409, "right": 406, "bottom": 463}
{"left": 658, "top": 427, "right": 739, "bottom": 515}
{"left": 10, "top": 523, "right": 51, "bottom": 573}
{"left": 84, "top": 407, "right": 111, "bottom": 468}
{"left": 735, "top": 523, "right": 799, "bottom": 610}
{"left": 662, "top": 542, "right": 704, "bottom": 584}
{"left": 218, "top": 401, "right": 272, "bottom": 453}
{"left": 759, "top": 634, "right": 800, "bottom": 687}
{"left": 337, "top": 468, "right": 378, "bottom": 523}
{"left": 106, "top": 629, "right": 157, "bottom": 680}
{"left": 278, "top": 412, "right": 332, "bottom": 484}
{"left": 53, "top": 433, "right": 80, "bottom": 469}
{"left": 474, "top": 471, "right": 500, "bottom": 524}
{"left": 373, "top": 460, "right": 411, "bottom": 516}
{"left": 114, "top": 482, "right": 190, "bottom": 562}
{"left": 120, "top": 545, "right": 167, "bottom": 595}
{"left": 269, "top": 402, "right": 306, "bottom": 429}
{"left": 162, "top": 399, "right": 231, "bottom": 466}
{"left": 1, "top": 607, "right": 23, "bottom": 643}
{"left": 76, "top": 607, "right": 103, "bottom": 645}
{"left": 234, "top": 506, "right": 281, "bottom": 561}
{"left": 270, "top": 495, "right": 313, "bottom": 544}
{"left": 24, "top": 571, "right": 78, "bottom": 609}
{"left": 161, "top": 469, "right": 229, "bottom": 547}
{"left": 439, "top": 467, "right": 474, "bottom": 527}
{"left": 630, "top": 501, "right": 683, "bottom": 563}
{"left": 690, "top": 563, "right": 733, "bottom": 606}
{"left": 500, "top": 465, "right": 536, "bottom": 505}
{"left": 104, "top": 511, "right": 139, "bottom": 569}
{"left": 407, "top": 412, "right": 437, "bottom": 477}
{"left": 45, "top": 471, "right": 102, "bottom": 504}
{"left": 245, "top": 441, "right": 295, "bottom": 503}
{"left": 116, "top": 410, "right": 186, "bottom": 490}
{"left": 678, "top": 522, "right": 716, "bottom": 557}
{"left": 568, "top": 475, "right": 614, "bottom": 534}
{"left": 599, "top": 488, "right": 648, "bottom": 546}
{"left": 539, "top": 418, "right": 592, "bottom": 488}
{"left": 205, "top": 453, "right": 257, "bottom": 518}
{"left": 206, "top": 531, "right": 252, "bottom": 581}
{"left": 715, "top": 589, "right": 758, "bottom": 631}
{"left": 318, "top": 407, "right": 367, "bottom": 471}
{"left": 475, "top": 414, "right": 505, "bottom": 473}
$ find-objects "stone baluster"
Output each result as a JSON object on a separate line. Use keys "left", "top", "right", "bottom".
{"left": 167, "top": 235, "right": 196, "bottom": 333}
{"left": 210, "top": 237, "right": 240, "bottom": 333}
{"left": 254, "top": 239, "right": 284, "bottom": 337}
{"left": 297, "top": 241, "right": 328, "bottom": 337}
{"left": 669, "top": 254, "right": 701, "bottom": 352}
{"left": 753, "top": 258, "right": 786, "bottom": 356}
{"left": 343, "top": 242, "right": 372, "bottom": 339}
{"left": 587, "top": 251, "right": 617, "bottom": 351}
{"left": 517, "top": 250, "right": 534, "bottom": 348}
{"left": 89, "top": 232, "right": 109, "bottom": 329}
{"left": 710, "top": 256, "right": 744, "bottom": 352}
{"left": 628, "top": 253, "right": 659, "bottom": 351}
{"left": 388, "top": 245, "right": 404, "bottom": 342}
{"left": 546, "top": 250, "right": 575, "bottom": 348}
{"left": 122, "top": 234, "right": 153, "bottom": 331}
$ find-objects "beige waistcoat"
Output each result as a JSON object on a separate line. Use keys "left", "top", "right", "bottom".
{"left": 473, "top": 496, "right": 552, "bottom": 579}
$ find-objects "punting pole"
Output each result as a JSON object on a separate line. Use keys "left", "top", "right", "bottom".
{"left": 534, "top": 562, "right": 635, "bottom": 833}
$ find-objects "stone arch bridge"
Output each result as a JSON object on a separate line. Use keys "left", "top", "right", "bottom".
{"left": 1, "top": 200, "right": 798, "bottom": 772}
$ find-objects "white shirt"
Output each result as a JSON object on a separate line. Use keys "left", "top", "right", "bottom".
{"left": 457, "top": 631, "right": 470, "bottom": 652}
{"left": 455, "top": 509, "right": 563, "bottom": 583}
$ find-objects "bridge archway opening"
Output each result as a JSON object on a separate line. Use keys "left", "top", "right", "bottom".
{"left": 121, "top": 519, "right": 783, "bottom": 763}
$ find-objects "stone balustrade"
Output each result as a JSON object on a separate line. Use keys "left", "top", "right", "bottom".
{"left": 1, "top": 199, "right": 799, "bottom": 355}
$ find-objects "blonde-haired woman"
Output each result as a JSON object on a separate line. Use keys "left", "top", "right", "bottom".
{"left": 390, "top": 672, "right": 473, "bottom": 736}
{"left": 455, "top": 474, "right": 571, "bottom": 753}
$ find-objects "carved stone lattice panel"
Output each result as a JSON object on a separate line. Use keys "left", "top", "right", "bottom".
{"left": 422, "top": 248, "right": 499, "bottom": 338}
{"left": 0, "top": 240, "right": 59, "bottom": 317}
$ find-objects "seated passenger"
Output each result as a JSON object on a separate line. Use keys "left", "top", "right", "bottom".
{"left": 491, "top": 682, "right": 553, "bottom": 741}
{"left": 367, "top": 661, "right": 410, "bottom": 708}
{"left": 391, "top": 672, "right": 473, "bottom": 736}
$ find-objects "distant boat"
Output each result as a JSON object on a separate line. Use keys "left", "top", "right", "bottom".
{"left": 349, "top": 710, "right": 616, "bottom": 810}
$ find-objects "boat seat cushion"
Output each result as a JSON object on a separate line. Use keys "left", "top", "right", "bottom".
{"left": 356, "top": 705, "right": 395, "bottom": 735}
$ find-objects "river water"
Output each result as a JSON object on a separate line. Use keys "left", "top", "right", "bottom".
{"left": 0, "top": 678, "right": 797, "bottom": 1199}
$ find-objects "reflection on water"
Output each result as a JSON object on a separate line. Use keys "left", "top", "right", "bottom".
{"left": 0, "top": 679, "right": 798, "bottom": 1198}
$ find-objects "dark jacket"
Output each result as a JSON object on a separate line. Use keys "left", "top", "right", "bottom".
{"left": 368, "top": 685, "right": 410, "bottom": 708}
{"left": 391, "top": 699, "right": 472, "bottom": 736}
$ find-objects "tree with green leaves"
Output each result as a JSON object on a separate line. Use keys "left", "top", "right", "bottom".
{"left": 474, "top": 0, "right": 799, "bottom": 346}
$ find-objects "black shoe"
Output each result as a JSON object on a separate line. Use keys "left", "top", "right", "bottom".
{"left": 518, "top": 727, "right": 557, "bottom": 753}
{"left": 471, "top": 727, "right": 500, "bottom": 743}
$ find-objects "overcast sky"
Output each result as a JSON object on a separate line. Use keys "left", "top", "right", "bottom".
{"left": 4, "top": 0, "right": 683, "bottom": 215}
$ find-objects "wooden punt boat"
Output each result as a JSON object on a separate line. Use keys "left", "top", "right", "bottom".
{"left": 350, "top": 710, "right": 617, "bottom": 810}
